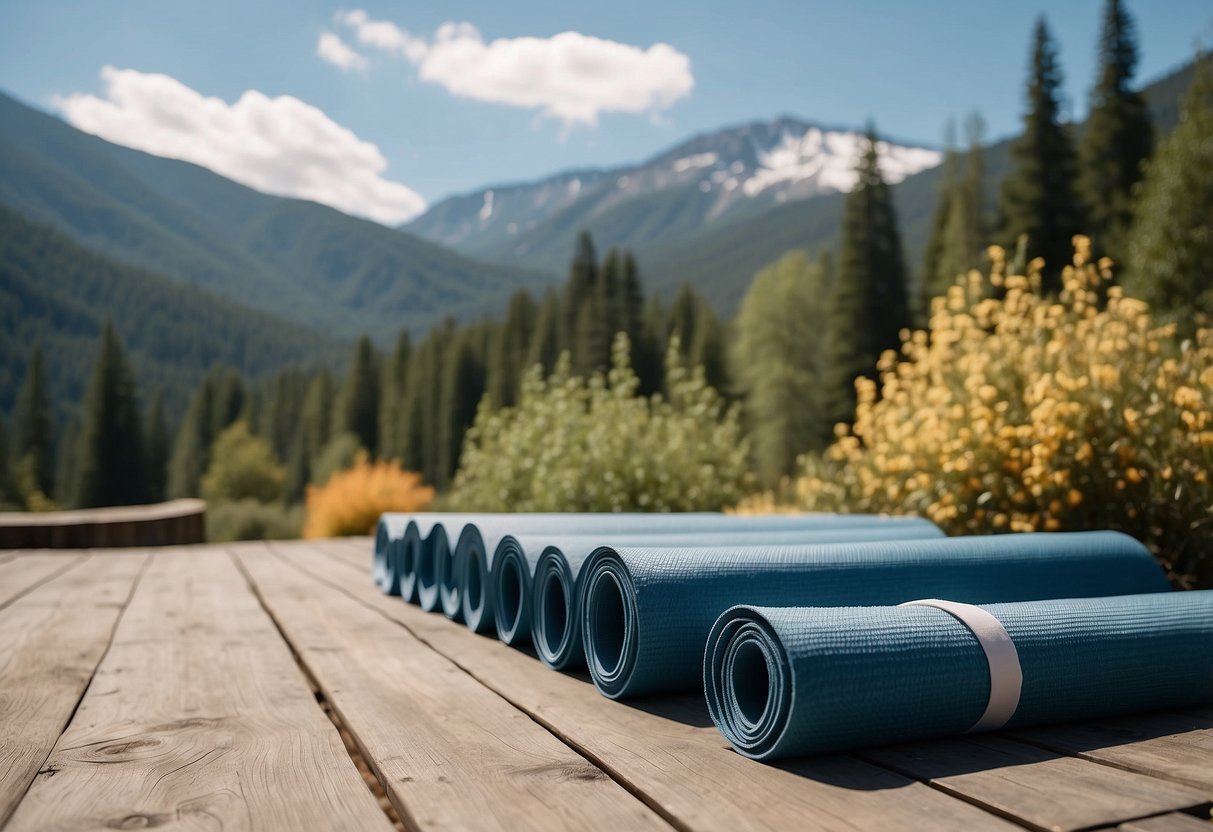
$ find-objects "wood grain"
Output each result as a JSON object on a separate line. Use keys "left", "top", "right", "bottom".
{"left": 1117, "top": 812, "right": 1213, "bottom": 831}
{"left": 863, "top": 735, "right": 1209, "bottom": 832}
{"left": 236, "top": 541, "right": 670, "bottom": 832}
{"left": 1013, "top": 712, "right": 1213, "bottom": 795}
{"left": 0, "top": 551, "right": 146, "bottom": 827}
{"left": 0, "top": 553, "right": 85, "bottom": 609}
{"left": 5, "top": 547, "right": 392, "bottom": 832}
{"left": 290, "top": 540, "right": 1021, "bottom": 832}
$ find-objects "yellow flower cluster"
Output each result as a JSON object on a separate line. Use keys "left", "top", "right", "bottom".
{"left": 742, "top": 237, "right": 1213, "bottom": 586}
{"left": 303, "top": 453, "right": 435, "bottom": 539}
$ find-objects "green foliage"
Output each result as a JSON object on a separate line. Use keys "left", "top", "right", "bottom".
{"left": 310, "top": 432, "right": 363, "bottom": 488}
{"left": 486, "top": 291, "right": 536, "bottom": 408}
{"left": 377, "top": 332, "right": 411, "bottom": 461}
{"left": 166, "top": 367, "right": 245, "bottom": 498}
{"left": 286, "top": 370, "right": 335, "bottom": 500}
{"left": 0, "top": 417, "right": 18, "bottom": 509}
{"left": 199, "top": 421, "right": 285, "bottom": 504}
{"left": 144, "top": 390, "right": 168, "bottom": 503}
{"left": 733, "top": 250, "right": 832, "bottom": 484}
{"left": 923, "top": 113, "right": 989, "bottom": 309}
{"left": 1078, "top": 0, "right": 1153, "bottom": 260}
{"left": 52, "top": 419, "right": 78, "bottom": 507}
{"left": 447, "top": 334, "right": 751, "bottom": 512}
{"left": 822, "top": 126, "right": 911, "bottom": 428}
{"left": 998, "top": 18, "right": 1085, "bottom": 289}
{"left": 437, "top": 327, "right": 487, "bottom": 487}
{"left": 334, "top": 335, "right": 380, "bottom": 457}
{"left": 206, "top": 499, "right": 303, "bottom": 542}
{"left": 73, "top": 322, "right": 147, "bottom": 508}
{"left": 1125, "top": 58, "right": 1213, "bottom": 329}
{"left": 0, "top": 204, "right": 340, "bottom": 425}
{"left": 12, "top": 346, "right": 54, "bottom": 497}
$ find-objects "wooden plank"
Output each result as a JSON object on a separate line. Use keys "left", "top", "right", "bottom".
{"left": 863, "top": 736, "right": 1209, "bottom": 832}
{"left": 1118, "top": 813, "right": 1213, "bottom": 832}
{"left": 6, "top": 546, "right": 392, "bottom": 832}
{"left": 1012, "top": 712, "right": 1213, "bottom": 795}
{"left": 236, "top": 541, "right": 669, "bottom": 832}
{"left": 0, "top": 551, "right": 147, "bottom": 827}
{"left": 0, "top": 553, "right": 86, "bottom": 610}
{"left": 324, "top": 540, "right": 369, "bottom": 571}
{"left": 288, "top": 539, "right": 1022, "bottom": 832}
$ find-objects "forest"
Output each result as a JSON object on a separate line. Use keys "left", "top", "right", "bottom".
{"left": 1, "top": 3, "right": 1210, "bottom": 583}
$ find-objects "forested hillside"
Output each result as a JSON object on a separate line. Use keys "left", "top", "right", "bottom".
{"left": 0, "top": 91, "right": 556, "bottom": 338}
{"left": 0, "top": 205, "right": 343, "bottom": 421}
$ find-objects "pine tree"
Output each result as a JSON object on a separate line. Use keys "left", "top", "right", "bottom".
{"left": 526, "top": 291, "right": 562, "bottom": 377}
{"left": 0, "top": 416, "right": 18, "bottom": 508}
{"left": 335, "top": 335, "right": 380, "bottom": 456}
{"left": 209, "top": 368, "right": 246, "bottom": 439}
{"left": 998, "top": 18, "right": 1085, "bottom": 290}
{"left": 562, "top": 232, "right": 598, "bottom": 358}
{"left": 1124, "top": 57, "right": 1213, "bottom": 329}
{"left": 486, "top": 291, "right": 537, "bottom": 407}
{"left": 12, "top": 345, "right": 54, "bottom": 496}
{"left": 733, "top": 250, "right": 832, "bottom": 484}
{"left": 73, "top": 322, "right": 147, "bottom": 508}
{"left": 1078, "top": 0, "right": 1153, "bottom": 261}
{"left": 378, "top": 332, "right": 412, "bottom": 460}
{"left": 144, "top": 389, "right": 169, "bottom": 502}
{"left": 168, "top": 376, "right": 215, "bottom": 499}
{"left": 920, "top": 122, "right": 960, "bottom": 315}
{"left": 52, "top": 419, "right": 79, "bottom": 507}
{"left": 822, "top": 125, "right": 912, "bottom": 428}
{"left": 286, "top": 370, "right": 335, "bottom": 500}
{"left": 258, "top": 369, "right": 307, "bottom": 462}
{"left": 436, "top": 328, "right": 486, "bottom": 487}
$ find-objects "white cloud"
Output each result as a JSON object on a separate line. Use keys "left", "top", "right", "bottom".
{"left": 331, "top": 11, "right": 694, "bottom": 127}
{"left": 317, "top": 31, "right": 368, "bottom": 72}
{"left": 56, "top": 66, "right": 426, "bottom": 225}
{"left": 335, "top": 9, "right": 428, "bottom": 62}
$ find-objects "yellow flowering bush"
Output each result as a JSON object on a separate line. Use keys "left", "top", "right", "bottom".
{"left": 446, "top": 334, "right": 751, "bottom": 512}
{"left": 303, "top": 453, "right": 435, "bottom": 538}
{"left": 747, "top": 237, "right": 1213, "bottom": 586}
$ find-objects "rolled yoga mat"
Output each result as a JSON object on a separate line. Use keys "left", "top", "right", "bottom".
{"left": 373, "top": 515, "right": 410, "bottom": 595}
{"left": 459, "top": 513, "right": 941, "bottom": 633}
{"left": 578, "top": 531, "right": 1171, "bottom": 699}
{"left": 525, "top": 522, "right": 946, "bottom": 669}
{"left": 706, "top": 591, "right": 1213, "bottom": 760}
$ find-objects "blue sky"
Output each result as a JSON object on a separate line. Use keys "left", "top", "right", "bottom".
{"left": 1, "top": 0, "right": 1208, "bottom": 222}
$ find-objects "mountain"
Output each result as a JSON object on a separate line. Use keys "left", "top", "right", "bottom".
{"left": 409, "top": 58, "right": 1204, "bottom": 313}
{"left": 0, "top": 90, "right": 555, "bottom": 340}
{"left": 0, "top": 205, "right": 343, "bottom": 422}
{"left": 406, "top": 118, "right": 942, "bottom": 274}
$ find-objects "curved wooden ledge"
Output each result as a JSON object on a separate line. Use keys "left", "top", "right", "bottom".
{"left": 0, "top": 499, "right": 207, "bottom": 548}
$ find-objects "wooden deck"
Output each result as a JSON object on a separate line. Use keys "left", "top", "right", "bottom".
{"left": 1, "top": 539, "right": 1210, "bottom": 832}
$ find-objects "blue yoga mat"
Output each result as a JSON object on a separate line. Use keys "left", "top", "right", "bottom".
{"left": 372, "top": 515, "right": 407, "bottom": 594}
{"left": 525, "top": 522, "right": 946, "bottom": 670}
{"left": 706, "top": 591, "right": 1213, "bottom": 760}
{"left": 578, "top": 532, "right": 1171, "bottom": 699}
{"left": 454, "top": 513, "right": 939, "bottom": 632}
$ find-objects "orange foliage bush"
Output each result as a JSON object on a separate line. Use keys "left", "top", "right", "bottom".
{"left": 303, "top": 453, "right": 435, "bottom": 539}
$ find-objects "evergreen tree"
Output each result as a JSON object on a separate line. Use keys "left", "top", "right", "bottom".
{"left": 0, "top": 416, "right": 18, "bottom": 509}
{"left": 287, "top": 370, "right": 335, "bottom": 500}
{"left": 258, "top": 369, "right": 307, "bottom": 462}
{"left": 378, "top": 332, "right": 412, "bottom": 460}
{"left": 73, "top": 322, "right": 147, "bottom": 508}
{"left": 733, "top": 250, "right": 831, "bottom": 484}
{"left": 562, "top": 232, "right": 598, "bottom": 359}
{"left": 1125, "top": 58, "right": 1213, "bottom": 329}
{"left": 436, "top": 328, "right": 486, "bottom": 488}
{"left": 401, "top": 321, "right": 454, "bottom": 483}
{"left": 52, "top": 419, "right": 79, "bottom": 507}
{"left": 12, "top": 345, "right": 54, "bottom": 497}
{"left": 822, "top": 126, "right": 912, "bottom": 428}
{"left": 998, "top": 18, "right": 1085, "bottom": 290}
{"left": 1078, "top": 0, "right": 1153, "bottom": 260}
{"left": 526, "top": 291, "right": 562, "bottom": 377}
{"left": 920, "top": 122, "right": 960, "bottom": 315}
{"left": 144, "top": 389, "right": 169, "bottom": 502}
{"left": 486, "top": 291, "right": 537, "bottom": 407}
{"left": 168, "top": 377, "right": 214, "bottom": 498}
{"left": 208, "top": 368, "right": 246, "bottom": 439}
{"left": 335, "top": 335, "right": 380, "bottom": 456}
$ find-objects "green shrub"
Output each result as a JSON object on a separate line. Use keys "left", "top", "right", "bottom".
{"left": 310, "top": 432, "right": 362, "bottom": 487}
{"left": 447, "top": 334, "right": 751, "bottom": 512}
{"left": 200, "top": 421, "right": 285, "bottom": 503}
{"left": 206, "top": 498, "right": 303, "bottom": 542}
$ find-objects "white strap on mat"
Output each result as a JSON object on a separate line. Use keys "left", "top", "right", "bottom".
{"left": 901, "top": 599, "right": 1023, "bottom": 732}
